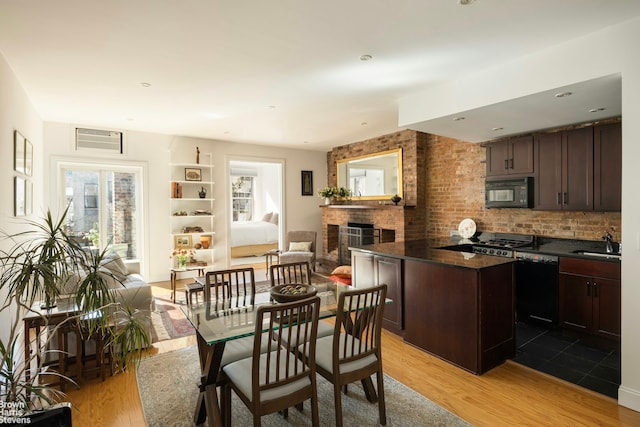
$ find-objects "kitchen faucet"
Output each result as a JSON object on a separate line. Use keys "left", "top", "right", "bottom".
{"left": 603, "top": 231, "right": 614, "bottom": 253}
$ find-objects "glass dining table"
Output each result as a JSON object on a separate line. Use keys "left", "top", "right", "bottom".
{"left": 180, "top": 281, "right": 388, "bottom": 427}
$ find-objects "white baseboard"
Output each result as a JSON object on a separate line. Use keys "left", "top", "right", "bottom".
{"left": 618, "top": 385, "right": 640, "bottom": 412}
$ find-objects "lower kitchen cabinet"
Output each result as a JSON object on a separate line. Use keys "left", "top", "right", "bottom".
{"left": 403, "top": 259, "right": 514, "bottom": 374}
{"left": 351, "top": 251, "right": 403, "bottom": 335}
{"left": 559, "top": 257, "right": 621, "bottom": 341}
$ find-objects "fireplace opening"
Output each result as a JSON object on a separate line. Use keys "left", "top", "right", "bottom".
{"left": 339, "top": 222, "right": 377, "bottom": 265}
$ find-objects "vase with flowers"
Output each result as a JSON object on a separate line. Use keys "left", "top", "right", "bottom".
{"left": 318, "top": 186, "right": 337, "bottom": 205}
{"left": 172, "top": 248, "right": 195, "bottom": 269}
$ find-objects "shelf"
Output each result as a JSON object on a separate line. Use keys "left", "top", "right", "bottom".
{"left": 169, "top": 163, "right": 214, "bottom": 168}
{"left": 170, "top": 232, "right": 216, "bottom": 236}
{"left": 170, "top": 180, "right": 214, "bottom": 185}
{"left": 171, "top": 197, "right": 215, "bottom": 201}
{"left": 320, "top": 204, "right": 415, "bottom": 209}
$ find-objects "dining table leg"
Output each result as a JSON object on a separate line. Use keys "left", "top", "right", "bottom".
{"left": 194, "top": 332, "right": 226, "bottom": 427}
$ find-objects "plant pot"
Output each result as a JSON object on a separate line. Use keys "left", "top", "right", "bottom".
{"left": 324, "top": 197, "right": 331, "bottom": 205}
{"left": 200, "top": 235, "right": 211, "bottom": 249}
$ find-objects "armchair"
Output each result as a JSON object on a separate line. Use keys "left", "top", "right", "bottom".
{"left": 279, "top": 231, "right": 317, "bottom": 271}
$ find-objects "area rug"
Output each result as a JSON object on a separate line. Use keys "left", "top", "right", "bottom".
{"left": 137, "top": 345, "right": 471, "bottom": 426}
{"left": 150, "top": 299, "right": 195, "bottom": 343}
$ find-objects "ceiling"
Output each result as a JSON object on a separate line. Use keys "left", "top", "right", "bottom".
{"left": 1, "top": 1, "right": 639, "bottom": 151}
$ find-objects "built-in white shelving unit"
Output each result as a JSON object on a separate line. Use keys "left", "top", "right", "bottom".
{"left": 169, "top": 156, "right": 215, "bottom": 268}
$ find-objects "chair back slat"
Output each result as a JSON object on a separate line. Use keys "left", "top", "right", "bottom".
{"left": 252, "top": 296, "right": 320, "bottom": 400}
{"left": 269, "top": 261, "right": 312, "bottom": 287}
{"left": 204, "top": 267, "right": 256, "bottom": 307}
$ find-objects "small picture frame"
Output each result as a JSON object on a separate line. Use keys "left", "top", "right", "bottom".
{"left": 24, "top": 139, "right": 33, "bottom": 176}
{"left": 14, "top": 130, "right": 25, "bottom": 174}
{"left": 174, "top": 234, "right": 192, "bottom": 249}
{"left": 301, "top": 170, "right": 313, "bottom": 196}
{"left": 185, "top": 168, "right": 202, "bottom": 181}
{"left": 14, "top": 176, "right": 25, "bottom": 216}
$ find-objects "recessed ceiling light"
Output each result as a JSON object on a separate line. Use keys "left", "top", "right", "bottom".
{"left": 360, "top": 54, "right": 373, "bottom": 61}
{"left": 303, "top": 141, "right": 310, "bottom": 144}
{"left": 492, "top": 127, "right": 504, "bottom": 131}
{"left": 458, "top": 0, "right": 475, "bottom": 5}
{"left": 588, "top": 107, "right": 606, "bottom": 113}
{"left": 361, "top": 122, "right": 368, "bottom": 126}
{"left": 268, "top": 105, "right": 276, "bottom": 110}
{"left": 452, "top": 117, "right": 465, "bottom": 121}
{"left": 140, "top": 82, "right": 151, "bottom": 87}
{"left": 554, "top": 91, "right": 572, "bottom": 98}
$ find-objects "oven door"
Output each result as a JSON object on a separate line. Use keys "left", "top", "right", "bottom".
{"left": 515, "top": 259, "right": 559, "bottom": 326}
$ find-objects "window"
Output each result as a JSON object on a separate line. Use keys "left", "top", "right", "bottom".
{"left": 60, "top": 162, "right": 143, "bottom": 261}
{"left": 231, "top": 176, "right": 254, "bottom": 221}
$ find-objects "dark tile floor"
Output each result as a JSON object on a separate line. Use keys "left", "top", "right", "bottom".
{"left": 513, "top": 322, "right": 620, "bottom": 399}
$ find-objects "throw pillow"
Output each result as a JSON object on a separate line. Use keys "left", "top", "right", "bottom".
{"left": 261, "top": 212, "right": 273, "bottom": 222}
{"left": 331, "top": 265, "right": 352, "bottom": 276}
{"left": 269, "top": 212, "right": 279, "bottom": 225}
{"left": 100, "top": 251, "right": 129, "bottom": 280}
{"left": 288, "top": 241, "right": 312, "bottom": 252}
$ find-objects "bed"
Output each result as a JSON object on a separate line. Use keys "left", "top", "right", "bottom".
{"left": 230, "top": 213, "right": 279, "bottom": 258}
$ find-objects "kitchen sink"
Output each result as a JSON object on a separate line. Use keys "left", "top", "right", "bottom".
{"left": 572, "top": 250, "right": 621, "bottom": 259}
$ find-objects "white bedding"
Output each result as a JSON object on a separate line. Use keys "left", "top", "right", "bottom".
{"left": 230, "top": 221, "right": 279, "bottom": 247}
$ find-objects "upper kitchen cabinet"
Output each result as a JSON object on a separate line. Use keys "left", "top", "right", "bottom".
{"left": 535, "top": 127, "right": 594, "bottom": 211}
{"left": 534, "top": 122, "right": 621, "bottom": 212}
{"left": 594, "top": 122, "right": 622, "bottom": 211}
{"left": 485, "top": 135, "right": 534, "bottom": 177}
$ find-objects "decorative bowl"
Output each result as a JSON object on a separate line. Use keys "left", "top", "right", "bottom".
{"left": 270, "top": 284, "right": 317, "bottom": 303}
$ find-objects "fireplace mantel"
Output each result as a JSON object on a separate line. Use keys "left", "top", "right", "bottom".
{"left": 319, "top": 204, "right": 415, "bottom": 210}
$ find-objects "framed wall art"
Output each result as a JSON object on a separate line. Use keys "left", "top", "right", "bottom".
{"left": 174, "top": 234, "right": 193, "bottom": 249}
{"left": 185, "top": 168, "right": 202, "bottom": 181}
{"left": 14, "top": 176, "right": 25, "bottom": 216}
{"left": 24, "top": 139, "right": 33, "bottom": 176}
{"left": 14, "top": 130, "right": 25, "bottom": 174}
{"left": 301, "top": 170, "right": 313, "bottom": 196}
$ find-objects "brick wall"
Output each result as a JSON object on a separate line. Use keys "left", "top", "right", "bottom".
{"left": 426, "top": 133, "right": 621, "bottom": 241}
{"left": 320, "top": 130, "right": 621, "bottom": 264}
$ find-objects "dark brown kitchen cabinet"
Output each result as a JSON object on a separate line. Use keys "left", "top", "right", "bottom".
{"left": 351, "top": 251, "right": 403, "bottom": 335}
{"left": 559, "top": 257, "right": 620, "bottom": 341}
{"left": 594, "top": 122, "right": 622, "bottom": 211}
{"left": 403, "top": 259, "right": 514, "bottom": 374}
{"left": 534, "top": 127, "right": 593, "bottom": 210}
{"left": 486, "top": 135, "right": 534, "bottom": 177}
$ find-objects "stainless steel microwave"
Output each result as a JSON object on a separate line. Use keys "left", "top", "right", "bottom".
{"left": 485, "top": 177, "right": 533, "bottom": 208}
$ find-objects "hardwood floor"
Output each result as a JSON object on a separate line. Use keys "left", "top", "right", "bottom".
{"left": 63, "top": 281, "right": 640, "bottom": 426}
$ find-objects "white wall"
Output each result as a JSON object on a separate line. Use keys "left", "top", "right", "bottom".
{"left": 169, "top": 136, "right": 327, "bottom": 271}
{"left": 399, "top": 17, "right": 640, "bottom": 412}
{"left": 0, "top": 54, "right": 43, "bottom": 344}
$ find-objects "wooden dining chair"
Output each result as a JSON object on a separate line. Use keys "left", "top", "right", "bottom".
{"left": 221, "top": 296, "right": 321, "bottom": 427}
{"left": 203, "top": 267, "right": 270, "bottom": 377}
{"left": 269, "top": 261, "right": 334, "bottom": 341}
{"left": 269, "top": 261, "right": 312, "bottom": 287}
{"left": 310, "top": 284, "right": 387, "bottom": 427}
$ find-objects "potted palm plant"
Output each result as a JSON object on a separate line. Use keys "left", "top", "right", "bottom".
{"left": 0, "top": 206, "right": 149, "bottom": 418}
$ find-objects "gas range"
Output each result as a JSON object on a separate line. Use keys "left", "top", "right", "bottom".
{"left": 471, "top": 233, "right": 534, "bottom": 258}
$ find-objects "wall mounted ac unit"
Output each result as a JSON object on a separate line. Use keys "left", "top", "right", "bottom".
{"left": 75, "top": 127, "right": 123, "bottom": 153}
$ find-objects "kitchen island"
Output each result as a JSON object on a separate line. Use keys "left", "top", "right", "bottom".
{"left": 350, "top": 239, "right": 515, "bottom": 374}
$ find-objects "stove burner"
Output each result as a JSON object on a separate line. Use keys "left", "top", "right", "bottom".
{"left": 471, "top": 233, "right": 533, "bottom": 257}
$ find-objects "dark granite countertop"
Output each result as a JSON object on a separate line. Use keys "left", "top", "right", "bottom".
{"left": 349, "top": 239, "right": 515, "bottom": 270}
{"left": 350, "top": 235, "right": 621, "bottom": 265}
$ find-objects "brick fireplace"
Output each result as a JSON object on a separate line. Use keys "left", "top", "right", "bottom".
{"left": 320, "top": 130, "right": 429, "bottom": 266}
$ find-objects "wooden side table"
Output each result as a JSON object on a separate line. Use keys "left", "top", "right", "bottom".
{"left": 263, "top": 249, "right": 280, "bottom": 278}
{"left": 170, "top": 266, "right": 206, "bottom": 303}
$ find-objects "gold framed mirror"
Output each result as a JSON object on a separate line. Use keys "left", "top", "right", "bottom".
{"left": 336, "top": 148, "right": 403, "bottom": 200}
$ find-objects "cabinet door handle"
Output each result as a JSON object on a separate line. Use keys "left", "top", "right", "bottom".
{"left": 557, "top": 193, "right": 562, "bottom": 205}
{"left": 593, "top": 282, "right": 598, "bottom": 297}
{"left": 586, "top": 281, "right": 591, "bottom": 296}
{"left": 509, "top": 158, "right": 514, "bottom": 169}
{"left": 562, "top": 192, "right": 567, "bottom": 205}
{"left": 504, "top": 159, "right": 509, "bottom": 170}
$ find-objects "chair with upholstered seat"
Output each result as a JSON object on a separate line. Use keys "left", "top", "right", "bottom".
{"left": 221, "top": 296, "right": 321, "bottom": 427}
{"left": 203, "top": 268, "right": 271, "bottom": 373}
{"left": 279, "top": 231, "right": 317, "bottom": 271}
{"left": 309, "top": 284, "right": 387, "bottom": 427}
{"left": 269, "top": 261, "right": 334, "bottom": 342}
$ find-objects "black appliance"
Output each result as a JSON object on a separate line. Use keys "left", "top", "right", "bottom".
{"left": 514, "top": 251, "right": 559, "bottom": 326}
{"left": 485, "top": 177, "right": 533, "bottom": 209}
